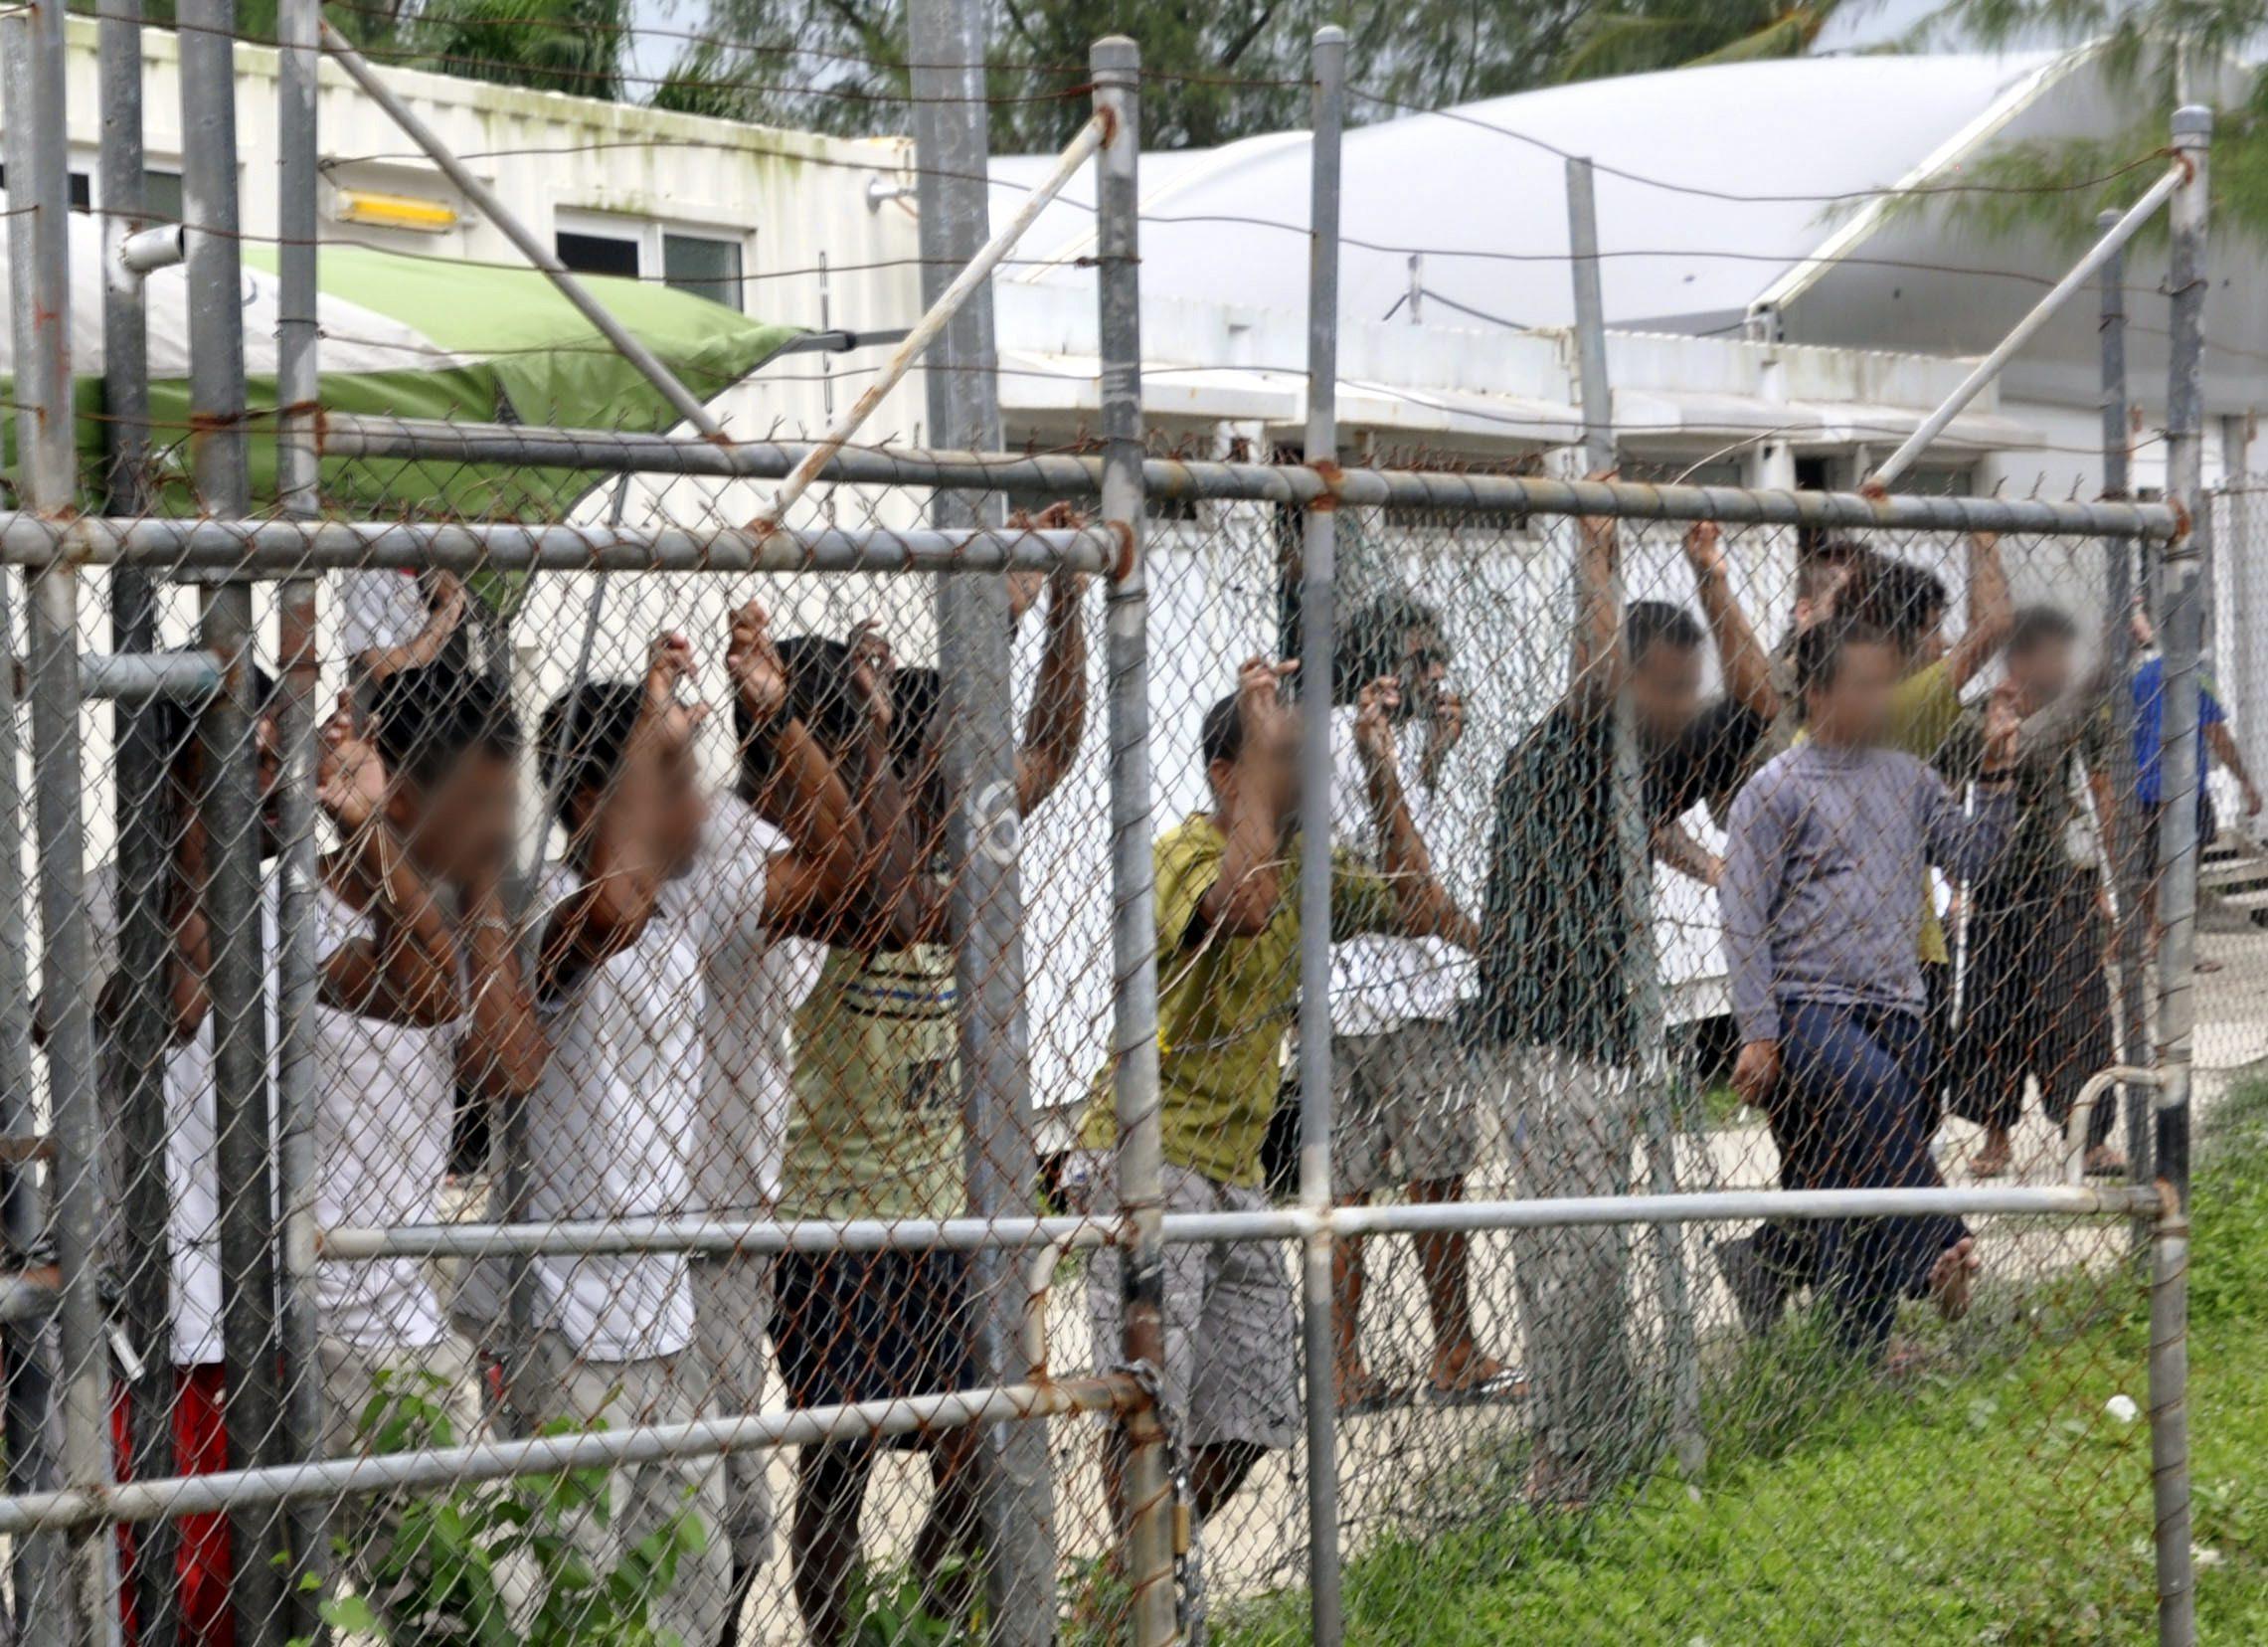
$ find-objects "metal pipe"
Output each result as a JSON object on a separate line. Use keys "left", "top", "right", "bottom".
{"left": 1296, "top": 30, "right": 1350, "bottom": 1645}
{"left": 0, "top": 1373, "right": 1145, "bottom": 1539}
{"left": 271, "top": 8, "right": 326, "bottom": 1631}
{"left": 2061, "top": 1066, "right": 2162, "bottom": 1187}
{"left": 318, "top": 1182, "right": 2160, "bottom": 1260}
{"left": 316, "top": 20, "right": 728, "bottom": 441}
{"left": 758, "top": 110, "right": 1106, "bottom": 537}
{"left": 181, "top": 4, "right": 286, "bottom": 1634}
{"left": 11, "top": 2, "right": 119, "bottom": 1635}
{"left": 1089, "top": 38, "right": 1175, "bottom": 1647}
{"left": 1865, "top": 159, "right": 2187, "bottom": 493}
{"left": 2153, "top": 106, "right": 2213, "bottom": 1210}
{"left": 2097, "top": 208, "right": 2154, "bottom": 1188}
{"left": 77, "top": 649, "right": 223, "bottom": 703}
{"left": 317, "top": 419, "right": 2182, "bottom": 538}
{"left": 910, "top": 2, "right": 1054, "bottom": 1632}
{"left": 2148, "top": 1193, "right": 2195, "bottom": 1647}
{"left": 0, "top": 515, "right": 1120, "bottom": 576}
{"left": 118, "top": 224, "right": 187, "bottom": 276}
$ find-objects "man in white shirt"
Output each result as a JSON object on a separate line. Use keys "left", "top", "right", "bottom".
{"left": 1325, "top": 597, "right": 1508, "bottom": 1410}
{"left": 526, "top": 606, "right": 861, "bottom": 1647}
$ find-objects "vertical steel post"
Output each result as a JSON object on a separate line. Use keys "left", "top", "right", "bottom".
{"left": 2097, "top": 209, "right": 2153, "bottom": 1185}
{"left": 1090, "top": 39, "right": 1174, "bottom": 1647}
{"left": 99, "top": 4, "right": 186, "bottom": 1639}
{"left": 1568, "top": 154, "right": 1703, "bottom": 1477}
{"left": 181, "top": 3, "right": 283, "bottom": 1640}
{"left": 1, "top": 19, "right": 76, "bottom": 1639}
{"left": 273, "top": 2, "right": 328, "bottom": 1635}
{"left": 2217, "top": 415, "right": 2257, "bottom": 778}
{"left": 2153, "top": 106, "right": 2210, "bottom": 1208}
{"left": 2149, "top": 1193, "right": 2195, "bottom": 1647}
{"left": 910, "top": 2, "right": 1053, "bottom": 1634}
{"left": 10, "top": 2, "right": 122, "bottom": 1638}
{"left": 1295, "top": 29, "right": 1349, "bottom": 1646}
{"left": 2147, "top": 104, "right": 2208, "bottom": 1647}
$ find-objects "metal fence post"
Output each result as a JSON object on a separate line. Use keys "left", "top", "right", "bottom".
{"left": 1567, "top": 154, "right": 1704, "bottom": 1479}
{"left": 1089, "top": 38, "right": 1175, "bottom": 1647}
{"left": 910, "top": 1, "right": 1054, "bottom": 1633}
{"left": 98, "top": 3, "right": 189, "bottom": 1639}
{"left": 10, "top": 3, "right": 121, "bottom": 1639}
{"left": 1295, "top": 29, "right": 1350, "bottom": 1646}
{"left": 274, "top": 1, "right": 330, "bottom": 1635}
{"left": 2096, "top": 208, "right": 2154, "bottom": 1188}
{"left": 2148, "top": 101, "right": 2209, "bottom": 1647}
{"left": 181, "top": 3, "right": 284, "bottom": 1641}
{"left": 2149, "top": 1190, "right": 2194, "bottom": 1647}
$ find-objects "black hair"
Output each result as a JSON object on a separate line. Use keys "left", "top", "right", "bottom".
{"left": 369, "top": 663, "right": 520, "bottom": 788}
{"left": 1795, "top": 617, "right": 1893, "bottom": 700}
{"left": 1332, "top": 593, "right": 1444, "bottom": 705}
{"left": 1844, "top": 557, "right": 1948, "bottom": 654}
{"left": 2006, "top": 604, "right": 2080, "bottom": 657}
{"left": 1626, "top": 600, "right": 1704, "bottom": 663}
{"left": 735, "top": 635, "right": 862, "bottom": 797}
{"left": 1797, "top": 538, "right": 1873, "bottom": 603}
{"left": 891, "top": 665, "right": 942, "bottom": 777}
{"left": 1200, "top": 690, "right": 1244, "bottom": 770}
{"left": 149, "top": 663, "right": 278, "bottom": 775}
{"left": 538, "top": 680, "right": 644, "bottom": 826}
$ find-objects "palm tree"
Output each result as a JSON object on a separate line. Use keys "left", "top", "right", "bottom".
{"left": 1553, "top": 0, "right": 1858, "bottom": 84}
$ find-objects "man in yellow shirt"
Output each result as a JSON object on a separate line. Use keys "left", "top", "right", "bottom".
{"left": 1082, "top": 654, "right": 1473, "bottom": 1529}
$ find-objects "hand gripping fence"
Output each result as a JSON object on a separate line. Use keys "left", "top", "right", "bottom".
{"left": 0, "top": 12, "right": 2227, "bottom": 1647}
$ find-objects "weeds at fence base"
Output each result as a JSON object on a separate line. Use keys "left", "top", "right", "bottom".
{"left": 1219, "top": 1091, "right": 2268, "bottom": 1643}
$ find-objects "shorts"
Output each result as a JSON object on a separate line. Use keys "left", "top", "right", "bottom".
{"left": 1331, "top": 1017, "right": 1481, "bottom": 1195}
{"left": 1085, "top": 1163, "right": 1298, "bottom": 1451}
{"left": 773, "top": 1249, "right": 978, "bottom": 1440}
{"left": 112, "top": 1365, "right": 234, "bottom": 1647}
{"left": 691, "top": 1251, "right": 775, "bottom": 1565}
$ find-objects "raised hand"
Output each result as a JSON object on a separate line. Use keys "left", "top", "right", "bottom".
{"left": 641, "top": 631, "right": 706, "bottom": 751}
{"left": 317, "top": 690, "right": 387, "bottom": 834}
{"left": 1353, "top": 674, "right": 1402, "bottom": 770}
{"left": 726, "top": 600, "right": 788, "bottom": 725}
{"left": 848, "top": 620, "right": 895, "bottom": 736}
{"left": 1036, "top": 500, "right": 1094, "bottom": 606}
{"left": 427, "top": 569, "right": 469, "bottom": 636}
{"left": 1981, "top": 683, "right": 2021, "bottom": 776}
{"left": 1680, "top": 519, "right": 1727, "bottom": 580}
{"left": 1235, "top": 654, "right": 1298, "bottom": 745}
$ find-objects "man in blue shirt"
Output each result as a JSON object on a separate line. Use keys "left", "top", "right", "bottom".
{"left": 2132, "top": 611, "right": 2261, "bottom": 838}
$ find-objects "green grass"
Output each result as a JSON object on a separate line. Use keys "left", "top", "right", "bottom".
{"left": 1223, "top": 1082, "right": 2268, "bottom": 1645}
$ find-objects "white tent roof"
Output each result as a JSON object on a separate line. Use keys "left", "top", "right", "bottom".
{"left": 993, "top": 52, "right": 2069, "bottom": 336}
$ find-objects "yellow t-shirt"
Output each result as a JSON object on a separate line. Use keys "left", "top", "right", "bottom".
{"left": 1794, "top": 656, "right": 1963, "bottom": 967}
{"left": 1081, "top": 814, "right": 1395, "bottom": 1188}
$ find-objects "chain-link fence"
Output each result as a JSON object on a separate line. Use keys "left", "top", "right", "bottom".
{"left": 0, "top": 12, "right": 2232, "bottom": 1647}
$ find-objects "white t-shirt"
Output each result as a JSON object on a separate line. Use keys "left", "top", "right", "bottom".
{"left": 337, "top": 570, "right": 429, "bottom": 665}
{"left": 84, "top": 863, "right": 278, "bottom": 1369}
{"left": 1326, "top": 704, "right": 1478, "bottom": 1037}
{"left": 529, "top": 828, "right": 771, "bottom": 1362}
{"left": 699, "top": 793, "right": 825, "bottom": 1214}
{"left": 310, "top": 879, "right": 457, "bottom": 1351}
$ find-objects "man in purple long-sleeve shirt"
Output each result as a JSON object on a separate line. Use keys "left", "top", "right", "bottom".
{"left": 1718, "top": 618, "right": 2018, "bottom": 1356}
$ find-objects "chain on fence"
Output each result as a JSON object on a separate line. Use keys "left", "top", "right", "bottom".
{"left": 0, "top": 13, "right": 2232, "bottom": 1647}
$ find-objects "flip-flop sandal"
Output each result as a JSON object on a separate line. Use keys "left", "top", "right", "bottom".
{"left": 1424, "top": 1368, "right": 1529, "bottom": 1408}
{"left": 2084, "top": 1155, "right": 2131, "bottom": 1180}
{"left": 1968, "top": 1154, "right": 2010, "bottom": 1180}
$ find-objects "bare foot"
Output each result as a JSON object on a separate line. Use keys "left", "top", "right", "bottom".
{"left": 1969, "top": 1132, "right": 2013, "bottom": 1180}
{"left": 1429, "top": 1345, "right": 1525, "bottom": 1401}
{"left": 1929, "top": 1235, "right": 1981, "bottom": 1323}
{"left": 1523, "top": 1454, "right": 1591, "bottom": 1514}
{"left": 2083, "top": 1144, "right": 2129, "bottom": 1179}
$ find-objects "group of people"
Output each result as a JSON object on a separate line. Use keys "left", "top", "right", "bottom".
{"left": 66, "top": 496, "right": 2260, "bottom": 1641}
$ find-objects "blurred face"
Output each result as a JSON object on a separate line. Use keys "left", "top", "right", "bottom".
{"left": 1206, "top": 707, "right": 1302, "bottom": 835}
{"left": 1806, "top": 638, "right": 1901, "bottom": 746}
{"left": 388, "top": 748, "right": 518, "bottom": 887}
{"left": 1629, "top": 638, "right": 1705, "bottom": 745}
{"left": 2005, "top": 637, "right": 2073, "bottom": 710}
{"left": 171, "top": 709, "right": 286, "bottom": 859}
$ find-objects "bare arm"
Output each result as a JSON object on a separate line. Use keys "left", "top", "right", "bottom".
{"left": 1016, "top": 503, "right": 1092, "bottom": 818}
{"left": 1681, "top": 521, "right": 1778, "bottom": 721}
{"left": 355, "top": 572, "right": 466, "bottom": 684}
{"left": 1652, "top": 819, "right": 1723, "bottom": 888}
{"left": 1195, "top": 657, "right": 1297, "bottom": 939}
{"left": 535, "top": 637, "right": 689, "bottom": 997}
{"left": 1352, "top": 675, "right": 1476, "bottom": 947}
{"left": 1945, "top": 530, "right": 2012, "bottom": 691}
{"left": 453, "top": 876, "right": 547, "bottom": 1103}
{"left": 2204, "top": 721, "right": 2263, "bottom": 815}
{"left": 313, "top": 703, "right": 461, "bottom": 1028}
{"left": 1568, "top": 494, "right": 1622, "bottom": 710}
